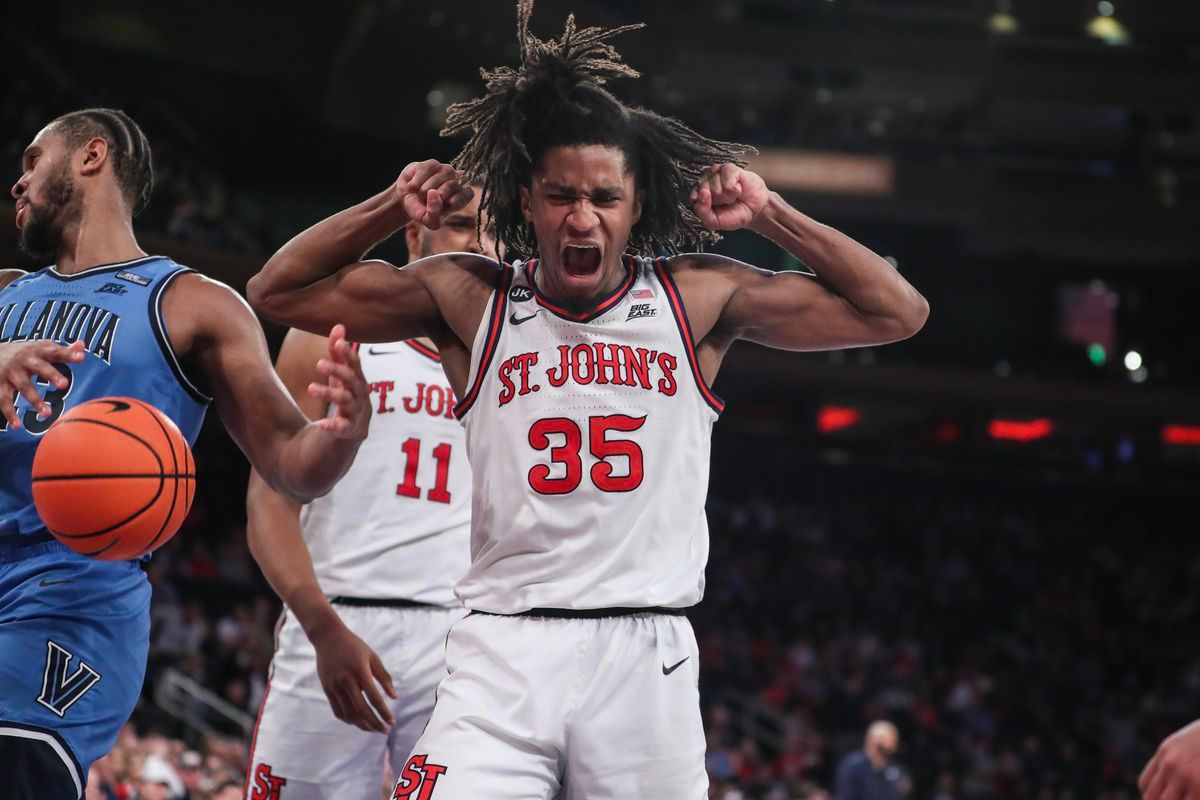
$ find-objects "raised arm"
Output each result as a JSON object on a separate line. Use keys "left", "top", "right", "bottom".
{"left": 246, "top": 329, "right": 396, "bottom": 733}
{"left": 245, "top": 160, "right": 475, "bottom": 343}
{"left": 166, "top": 274, "right": 370, "bottom": 501}
{"left": 689, "top": 164, "right": 929, "bottom": 352}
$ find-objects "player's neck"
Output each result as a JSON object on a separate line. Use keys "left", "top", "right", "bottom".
{"left": 414, "top": 336, "right": 437, "bottom": 351}
{"left": 533, "top": 257, "right": 627, "bottom": 314}
{"left": 54, "top": 205, "right": 146, "bottom": 275}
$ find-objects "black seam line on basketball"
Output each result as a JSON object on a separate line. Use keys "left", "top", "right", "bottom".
{"left": 131, "top": 396, "right": 181, "bottom": 556}
{"left": 39, "top": 418, "right": 167, "bottom": 539}
{"left": 33, "top": 474, "right": 195, "bottom": 481}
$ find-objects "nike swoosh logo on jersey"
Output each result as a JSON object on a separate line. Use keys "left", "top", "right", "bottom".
{"left": 510, "top": 311, "right": 542, "bottom": 325}
{"left": 367, "top": 347, "right": 400, "bottom": 355}
{"left": 39, "top": 579, "right": 74, "bottom": 587}
{"left": 662, "top": 657, "right": 689, "bottom": 676}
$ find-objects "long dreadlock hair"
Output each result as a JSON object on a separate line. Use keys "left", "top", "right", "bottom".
{"left": 442, "top": 0, "right": 756, "bottom": 258}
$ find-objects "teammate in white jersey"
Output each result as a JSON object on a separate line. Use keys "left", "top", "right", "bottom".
{"left": 247, "top": 4, "right": 928, "bottom": 797}
{"left": 242, "top": 196, "right": 495, "bottom": 800}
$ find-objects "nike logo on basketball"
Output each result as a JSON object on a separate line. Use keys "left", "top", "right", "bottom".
{"left": 662, "top": 657, "right": 689, "bottom": 675}
{"left": 510, "top": 311, "right": 542, "bottom": 325}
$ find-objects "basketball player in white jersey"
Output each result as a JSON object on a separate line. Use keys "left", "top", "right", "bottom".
{"left": 242, "top": 196, "right": 496, "bottom": 800}
{"left": 247, "top": 5, "right": 928, "bottom": 798}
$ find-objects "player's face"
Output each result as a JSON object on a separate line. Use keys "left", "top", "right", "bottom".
{"left": 521, "top": 144, "right": 643, "bottom": 308}
{"left": 408, "top": 192, "right": 498, "bottom": 261}
{"left": 11, "top": 125, "right": 79, "bottom": 260}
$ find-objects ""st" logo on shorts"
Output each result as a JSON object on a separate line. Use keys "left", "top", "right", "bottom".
{"left": 392, "top": 754, "right": 448, "bottom": 800}
{"left": 249, "top": 762, "right": 287, "bottom": 800}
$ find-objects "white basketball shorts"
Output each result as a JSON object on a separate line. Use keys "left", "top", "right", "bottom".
{"left": 246, "top": 603, "right": 464, "bottom": 800}
{"left": 390, "top": 610, "right": 707, "bottom": 800}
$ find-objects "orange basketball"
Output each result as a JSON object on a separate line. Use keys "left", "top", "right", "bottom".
{"left": 31, "top": 397, "right": 196, "bottom": 560}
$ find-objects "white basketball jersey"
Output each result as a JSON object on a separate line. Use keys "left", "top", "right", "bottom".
{"left": 453, "top": 256, "right": 722, "bottom": 614}
{"left": 299, "top": 340, "right": 470, "bottom": 605}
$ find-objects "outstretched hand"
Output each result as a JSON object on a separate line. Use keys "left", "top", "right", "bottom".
{"left": 308, "top": 324, "right": 370, "bottom": 440}
{"left": 690, "top": 163, "right": 770, "bottom": 232}
{"left": 395, "top": 160, "right": 474, "bottom": 230}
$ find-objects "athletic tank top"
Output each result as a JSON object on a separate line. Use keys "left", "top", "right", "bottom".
{"left": 453, "top": 255, "right": 721, "bottom": 613}
{"left": 299, "top": 340, "right": 470, "bottom": 605}
{"left": 0, "top": 256, "right": 209, "bottom": 542}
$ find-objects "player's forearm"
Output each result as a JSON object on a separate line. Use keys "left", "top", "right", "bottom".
{"left": 749, "top": 192, "right": 928, "bottom": 331}
{"left": 247, "top": 187, "right": 410, "bottom": 316}
{"left": 246, "top": 472, "right": 343, "bottom": 639}
{"left": 269, "top": 422, "right": 366, "bottom": 503}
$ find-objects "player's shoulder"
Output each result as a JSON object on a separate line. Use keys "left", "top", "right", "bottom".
{"left": 0, "top": 268, "right": 30, "bottom": 292}
{"left": 409, "top": 252, "right": 504, "bottom": 283}
{"left": 656, "top": 253, "right": 761, "bottom": 293}
{"left": 163, "top": 271, "right": 260, "bottom": 330}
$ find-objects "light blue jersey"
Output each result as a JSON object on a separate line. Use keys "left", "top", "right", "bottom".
{"left": 0, "top": 255, "right": 210, "bottom": 798}
{"left": 0, "top": 255, "right": 209, "bottom": 539}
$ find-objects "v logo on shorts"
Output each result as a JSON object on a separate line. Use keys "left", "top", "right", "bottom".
{"left": 37, "top": 640, "right": 101, "bottom": 717}
{"left": 662, "top": 657, "right": 689, "bottom": 676}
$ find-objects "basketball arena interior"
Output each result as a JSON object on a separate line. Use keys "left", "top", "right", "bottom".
{"left": 5, "top": 0, "right": 1199, "bottom": 798}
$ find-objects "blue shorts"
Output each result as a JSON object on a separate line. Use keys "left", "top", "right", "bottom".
{"left": 0, "top": 536, "right": 151, "bottom": 799}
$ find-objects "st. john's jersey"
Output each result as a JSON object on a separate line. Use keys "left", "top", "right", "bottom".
{"left": 299, "top": 340, "right": 470, "bottom": 606}
{"left": 0, "top": 256, "right": 209, "bottom": 542}
{"left": 453, "top": 255, "right": 722, "bottom": 614}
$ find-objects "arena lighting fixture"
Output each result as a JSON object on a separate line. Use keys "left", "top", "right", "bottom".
{"left": 987, "top": 0, "right": 1020, "bottom": 34}
{"left": 1124, "top": 350, "right": 1143, "bottom": 371}
{"left": 988, "top": 418, "right": 1054, "bottom": 442}
{"left": 817, "top": 406, "right": 862, "bottom": 434}
{"left": 1086, "top": 2, "right": 1131, "bottom": 45}
{"left": 747, "top": 149, "right": 894, "bottom": 196}
{"left": 1163, "top": 425, "right": 1200, "bottom": 446}
{"left": 1087, "top": 343, "right": 1107, "bottom": 367}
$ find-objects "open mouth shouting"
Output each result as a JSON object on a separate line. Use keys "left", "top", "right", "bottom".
{"left": 562, "top": 242, "right": 602, "bottom": 278}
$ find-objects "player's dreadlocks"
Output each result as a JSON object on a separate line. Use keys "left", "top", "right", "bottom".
{"left": 442, "top": 0, "right": 756, "bottom": 257}
{"left": 51, "top": 108, "right": 154, "bottom": 217}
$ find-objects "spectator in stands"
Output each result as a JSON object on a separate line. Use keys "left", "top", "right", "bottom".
{"left": 834, "top": 721, "right": 910, "bottom": 800}
{"left": 210, "top": 780, "right": 244, "bottom": 800}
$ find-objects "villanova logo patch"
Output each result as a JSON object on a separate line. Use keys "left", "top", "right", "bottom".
{"left": 626, "top": 303, "right": 657, "bottom": 321}
{"left": 37, "top": 641, "right": 101, "bottom": 717}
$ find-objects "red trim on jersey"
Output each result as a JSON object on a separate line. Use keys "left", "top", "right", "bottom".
{"left": 528, "top": 255, "right": 637, "bottom": 322}
{"left": 349, "top": 341, "right": 361, "bottom": 354}
{"left": 243, "top": 611, "right": 285, "bottom": 800}
{"left": 653, "top": 257, "right": 725, "bottom": 414}
{"left": 404, "top": 339, "right": 442, "bottom": 362}
{"left": 453, "top": 265, "right": 513, "bottom": 419}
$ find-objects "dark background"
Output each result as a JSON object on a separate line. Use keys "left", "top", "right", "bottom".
{"left": 5, "top": 1, "right": 1200, "bottom": 797}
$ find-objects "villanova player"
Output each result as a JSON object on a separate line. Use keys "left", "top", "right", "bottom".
{"left": 248, "top": 6, "right": 928, "bottom": 797}
{"left": 0, "top": 109, "right": 372, "bottom": 800}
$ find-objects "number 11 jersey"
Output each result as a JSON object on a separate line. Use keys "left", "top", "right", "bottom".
{"left": 299, "top": 340, "right": 470, "bottom": 605}
{"left": 453, "top": 256, "right": 722, "bottom": 614}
